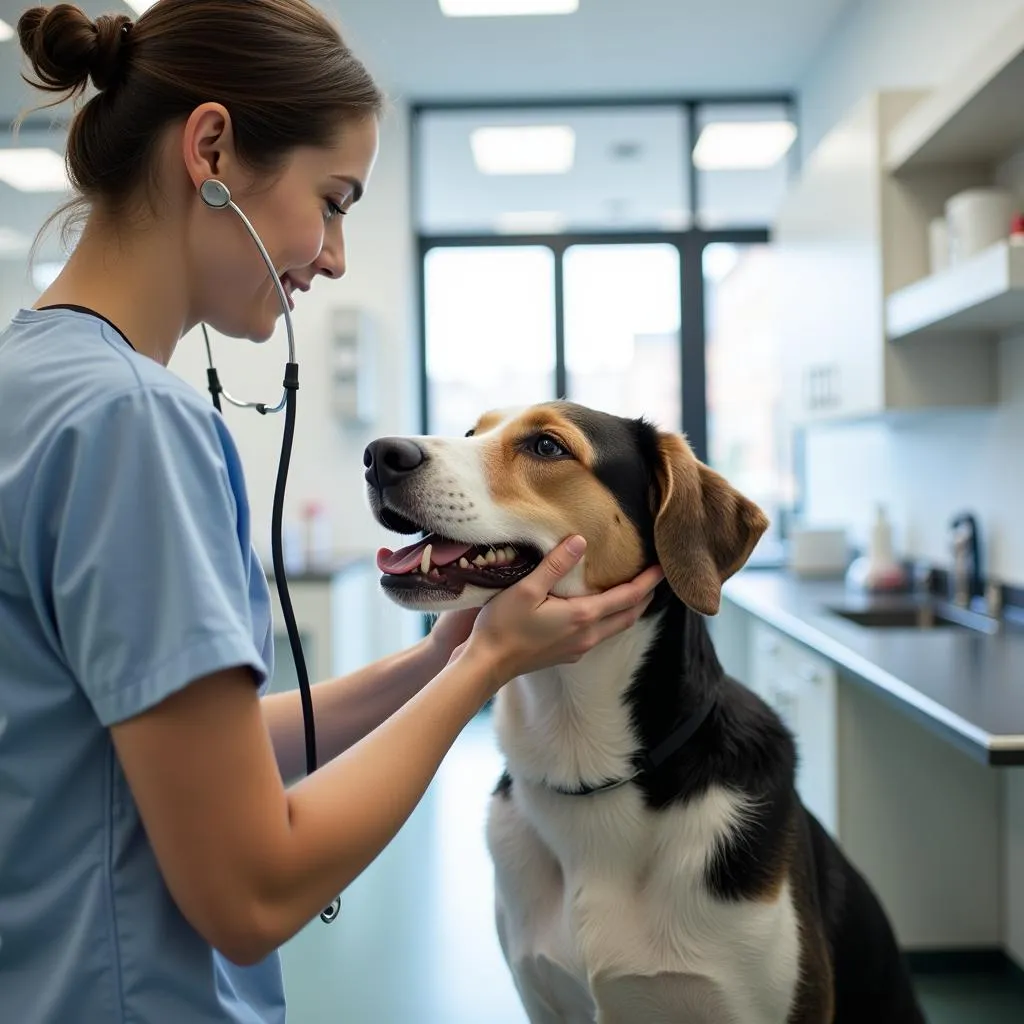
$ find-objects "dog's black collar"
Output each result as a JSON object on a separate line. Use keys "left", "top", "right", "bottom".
{"left": 545, "top": 693, "right": 717, "bottom": 797}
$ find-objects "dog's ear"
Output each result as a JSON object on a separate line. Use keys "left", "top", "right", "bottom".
{"left": 653, "top": 433, "right": 769, "bottom": 616}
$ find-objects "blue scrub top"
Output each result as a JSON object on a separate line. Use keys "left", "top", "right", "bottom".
{"left": 0, "top": 307, "right": 286, "bottom": 1022}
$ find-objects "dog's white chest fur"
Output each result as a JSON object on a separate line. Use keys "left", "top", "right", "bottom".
{"left": 486, "top": 624, "right": 802, "bottom": 1023}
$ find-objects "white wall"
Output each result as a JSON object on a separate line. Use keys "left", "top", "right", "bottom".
{"left": 800, "top": 0, "right": 1024, "bottom": 152}
{"left": 796, "top": 0, "right": 1024, "bottom": 582}
{"left": 797, "top": 0, "right": 1024, "bottom": 581}
{"left": 797, "top": 0, "right": 1024, "bottom": 967}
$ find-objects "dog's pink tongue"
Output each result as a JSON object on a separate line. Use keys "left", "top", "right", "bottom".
{"left": 376, "top": 535, "right": 474, "bottom": 574}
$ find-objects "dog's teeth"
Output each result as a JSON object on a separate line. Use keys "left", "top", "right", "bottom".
{"left": 485, "top": 550, "right": 497, "bottom": 564}
{"left": 459, "top": 557, "right": 470, "bottom": 569}
{"left": 430, "top": 568, "right": 441, "bottom": 578}
{"left": 420, "top": 544, "right": 432, "bottom": 575}
{"left": 473, "top": 554, "right": 487, "bottom": 566}
{"left": 504, "top": 546, "right": 516, "bottom": 561}
{"left": 494, "top": 550, "right": 506, "bottom": 564}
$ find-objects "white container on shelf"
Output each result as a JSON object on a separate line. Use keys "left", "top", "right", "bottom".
{"left": 946, "top": 187, "right": 1015, "bottom": 264}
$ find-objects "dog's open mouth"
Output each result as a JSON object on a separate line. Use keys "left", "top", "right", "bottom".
{"left": 376, "top": 532, "right": 543, "bottom": 596}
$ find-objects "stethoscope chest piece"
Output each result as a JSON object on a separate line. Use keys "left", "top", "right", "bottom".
{"left": 320, "top": 896, "right": 342, "bottom": 924}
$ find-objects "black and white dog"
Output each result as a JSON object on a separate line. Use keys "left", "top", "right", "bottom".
{"left": 364, "top": 402, "right": 926, "bottom": 1023}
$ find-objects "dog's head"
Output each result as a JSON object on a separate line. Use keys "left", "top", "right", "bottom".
{"left": 364, "top": 401, "right": 768, "bottom": 615}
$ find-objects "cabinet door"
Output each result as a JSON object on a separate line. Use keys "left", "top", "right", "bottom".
{"left": 775, "top": 95, "right": 885, "bottom": 425}
{"left": 781, "top": 644, "right": 838, "bottom": 836}
{"left": 752, "top": 624, "right": 839, "bottom": 836}
{"left": 748, "top": 621, "right": 785, "bottom": 700}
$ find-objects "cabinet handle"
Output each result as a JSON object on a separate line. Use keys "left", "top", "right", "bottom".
{"left": 770, "top": 688, "right": 798, "bottom": 727}
{"left": 798, "top": 665, "right": 825, "bottom": 685}
{"left": 827, "top": 363, "right": 841, "bottom": 409}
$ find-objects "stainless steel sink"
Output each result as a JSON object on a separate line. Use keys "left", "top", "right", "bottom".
{"left": 827, "top": 600, "right": 1000, "bottom": 635}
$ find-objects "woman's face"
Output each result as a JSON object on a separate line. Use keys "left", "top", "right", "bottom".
{"left": 187, "top": 113, "right": 380, "bottom": 343}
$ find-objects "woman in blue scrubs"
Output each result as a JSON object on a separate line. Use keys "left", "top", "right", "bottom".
{"left": 0, "top": 3, "right": 662, "bottom": 1022}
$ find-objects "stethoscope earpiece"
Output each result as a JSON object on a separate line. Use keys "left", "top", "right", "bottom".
{"left": 199, "top": 178, "right": 232, "bottom": 209}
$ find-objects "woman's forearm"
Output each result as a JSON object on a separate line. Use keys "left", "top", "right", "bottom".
{"left": 254, "top": 646, "right": 500, "bottom": 958}
{"left": 261, "top": 636, "right": 450, "bottom": 780}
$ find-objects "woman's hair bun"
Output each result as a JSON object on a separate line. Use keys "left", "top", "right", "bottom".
{"left": 18, "top": 4, "right": 133, "bottom": 96}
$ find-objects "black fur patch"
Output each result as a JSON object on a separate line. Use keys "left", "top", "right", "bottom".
{"left": 558, "top": 405, "right": 661, "bottom": 566}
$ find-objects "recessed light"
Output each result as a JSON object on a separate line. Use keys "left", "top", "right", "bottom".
{"left": 0, "top": 18, "right": 15, "bottom": 42}
{"left": 693, "top": 121, "right": 797, "bottom": 170}
{"left": 123, "top": 1, "right": 158, "bottom": 13}
{"left": 0, "top": 148, "right": 70, "bottom": 192}
{"left": 439, "top": 0, "right": 578, "bottom": 16}
{"left": 496, "top": 211, "right": 567, "bottom": 234}
{"left": 471, "top": 126, "right": 575, "bottom": 175}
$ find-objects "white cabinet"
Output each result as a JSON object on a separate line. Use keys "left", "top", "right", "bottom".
{"left": 749, "top": 622, "right": 838, "bottom": 834}
{"left": 775, "top": 91, "right": 998, "bottom": 425}
{"left": 743, "top": 613, "right": 1002, "bottom": 950}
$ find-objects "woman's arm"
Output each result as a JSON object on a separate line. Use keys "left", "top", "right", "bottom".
{"left": 260, "top": 635, "right": 450, "bottom": 781}
{"left": 109, "top": 540, "right": 661, "bottom": 966}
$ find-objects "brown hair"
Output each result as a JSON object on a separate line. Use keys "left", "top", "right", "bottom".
{"left": 17, "top": 0, "right": 383, "bottom": 240}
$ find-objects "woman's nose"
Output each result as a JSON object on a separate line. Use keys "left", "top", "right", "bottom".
{"left": 315, "top": 233, "right": 346, "bottom": 280}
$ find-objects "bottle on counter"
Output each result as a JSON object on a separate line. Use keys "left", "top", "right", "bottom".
{"left": 845, "top": 504, "right": 909, "bottom": 593}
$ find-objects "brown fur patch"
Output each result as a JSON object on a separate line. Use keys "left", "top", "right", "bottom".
{"left": 653, "top": 434, "right": 769, "bottom": 615}
{"left": 480, "top": 405, "right": 645, "bottom": 592}
{"left": 786, "top": 806, "right": 835, "bottom": 1023}
{"left": 472, "top": 410, "right": 507, "bottom": 436}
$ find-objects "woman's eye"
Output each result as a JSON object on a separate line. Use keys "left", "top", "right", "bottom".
{"left": 533, "top": 435, "right": 568, "bottom": 458}
{"left": 325, "top": 199, "right": 346, "bottom": 222}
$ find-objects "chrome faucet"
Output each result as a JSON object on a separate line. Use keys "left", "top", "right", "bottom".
{"left": 949, "top": 512, "right": 980, "bottom": 609}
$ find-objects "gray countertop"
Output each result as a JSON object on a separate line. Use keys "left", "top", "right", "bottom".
{"left": 722, "top": 569, "right": 1024, "bottom": 767}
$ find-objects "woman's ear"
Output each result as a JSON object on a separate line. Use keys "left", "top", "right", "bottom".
{"left": 652, "top": 433, "right": 769, "bottom": 615}
{"left": 180, "top": 101, "right": 236, "bottom": 193}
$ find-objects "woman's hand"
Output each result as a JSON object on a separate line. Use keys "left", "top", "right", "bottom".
{"left": 425, "top": 608, "right": 480, "bottom": 666}
{"left": 463, "top": 536, "right": 664, "bottom": 697}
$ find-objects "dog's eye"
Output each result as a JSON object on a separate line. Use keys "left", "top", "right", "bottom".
{"left": 532, "top": 434, "right": 569, "bottom": 459}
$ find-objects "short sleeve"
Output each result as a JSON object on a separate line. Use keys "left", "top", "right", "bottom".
{"left": 23, "top": 387, "right": 268, "bottom": 726}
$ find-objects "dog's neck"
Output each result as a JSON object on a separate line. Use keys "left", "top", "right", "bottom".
{"left": 493, "top": 591, "right": 722, "bottom": 794}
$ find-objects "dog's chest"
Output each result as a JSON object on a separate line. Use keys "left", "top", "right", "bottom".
{"left": 486, "top": 785, "right": 802, "bottom": 1023}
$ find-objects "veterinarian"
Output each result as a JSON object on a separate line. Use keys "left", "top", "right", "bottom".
{"left": 0, "top": 2, "right": 664, "bottom": 1022}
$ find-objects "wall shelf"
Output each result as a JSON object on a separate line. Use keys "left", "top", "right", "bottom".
{"left": 885, "top": 9, "right": 1024, "bottom": 173}
{"left": 886, "top": 240, "right": 1024, "bottom": 341}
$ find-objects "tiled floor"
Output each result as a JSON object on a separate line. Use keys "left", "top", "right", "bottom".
{"left": 279, "top": 711, "right": 1024, "bottom": 1023}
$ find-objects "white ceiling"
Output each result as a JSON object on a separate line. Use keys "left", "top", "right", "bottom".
{"left": 323, "top": 0, "right": 853, "bottom": 101}
{"left": 0, "top": 0, "right": 854, "bottom": 262}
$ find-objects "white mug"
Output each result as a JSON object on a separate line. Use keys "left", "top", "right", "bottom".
{"left": 946, "top": 187, "right": 1015, "bottom": 264}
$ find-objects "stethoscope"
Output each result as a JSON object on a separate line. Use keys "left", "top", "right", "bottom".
{"left": 197, "top": 177, "right": 340, "bottom": 925}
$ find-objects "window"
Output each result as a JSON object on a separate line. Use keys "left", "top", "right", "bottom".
{"left": 563, "top": 243, "right": 681, "bottom": 428}
{"left": 423, "top": 246, "right": 556, "bottom": 436}
{"left": 414, "top": 97, "right": 796, "bottom": 545}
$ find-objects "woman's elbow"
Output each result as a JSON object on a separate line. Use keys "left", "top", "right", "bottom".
{"left": 185, "top": 894, "right": 287, "bottom": 967}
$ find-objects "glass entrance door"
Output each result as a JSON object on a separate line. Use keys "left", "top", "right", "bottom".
{"left": 562, "top": 242, "right": 682, "bottom": 429}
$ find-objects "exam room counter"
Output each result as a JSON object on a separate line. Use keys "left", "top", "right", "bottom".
{"left": 721, "top": 568, "right": 1024, "bottom": 767}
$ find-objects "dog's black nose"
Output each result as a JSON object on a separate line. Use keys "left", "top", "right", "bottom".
{"left": 363, "top": 438, "right": 426, "bottom": 490}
